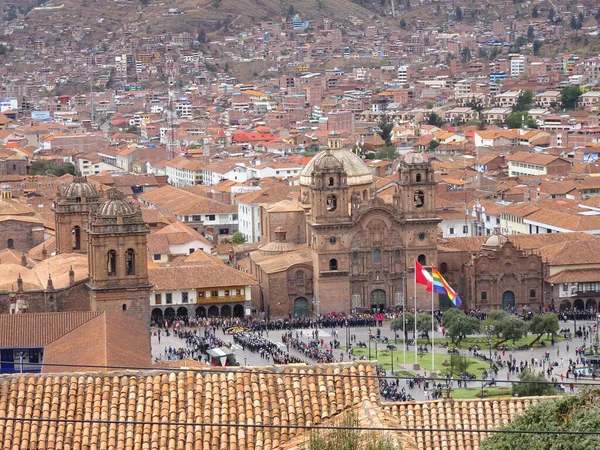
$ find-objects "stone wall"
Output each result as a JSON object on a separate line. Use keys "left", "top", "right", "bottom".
{"left": 0, "top": 219, "right": 44, "bottom": 252}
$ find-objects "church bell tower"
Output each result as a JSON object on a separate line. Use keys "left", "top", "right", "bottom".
{"left": 86, "top": 188, "right": 151, "bottom": 323}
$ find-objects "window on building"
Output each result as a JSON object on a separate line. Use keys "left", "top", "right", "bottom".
{"left": 414, "top": 190, "right": 424, "bottom": 208}
{"left": 198, "top": 291, "right": 205, "bottom": 297}
{"left": 530, "top": 289, "right": 536, "bottom": 298}
{"left": 481, "top": 292, "right": 487, "bottom": 301}
{"left": 329, "top": 259, "right": 338, "bottom": 271}
{"left": 182, "top": 292, "right": 188, "bottom": 303}
{"left": 416, "top": 173, "right": 422, "bottom": 182}
{"left": 72, "top": 226, "right": 81, "bottom": 250}
{"left": 463, "top": 225, "right": 469, "bottom": 234}
{"left": 440, "top": 262, "right": 448, "bottom": 274}
{"left": 296, "top": 271, "right": 304, "bottom": 283}
{"left": 166, "top": 293, "right": 172, "bottom": 304}
{"left": 326, "top": 194, "right": 337, "bottom": 212}
{"left": 225, "top": 290, "right": 230, "bottom": 296}
{"left": 206, "top": 215, "right": 216, "bottom": 221}
{"left": 352, "top": 251, "right": 359, "bottom": 261}
{"left": 329, "top": 177, "right": 334, "bottom": 186}
{"left": 154, "top": 293, "right": 161, "bottom": 304}
{"left": 107, "top": 250, "right": 117, "bottom": 276}
{"left": 126, "top": 249, "right": 136, "bottom": 275}
{"left": 449, "top": 227, "right": 455, "bottom": 235}
{"left": 418, "top": 254, "right": 426, "bottom": 265}
{"left": 211, "top": 290, "right": 218, "bottom": 297}
{"left": 153, "top": 254, "right": 161, "bottom": 261}
{"left": 189, "top": 248, "right": 195, "bottom": 254}
{"left": 122, "top": 304, "right": 127, "bottom": 311}
{"left": 7, "top": 238, "right": 13, "bottom": 249}
{"left": 373, "top": 249, "right": 382, "bottom": 264}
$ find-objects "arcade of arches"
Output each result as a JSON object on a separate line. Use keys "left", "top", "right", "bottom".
{"left": 152, "top": 303, "right": 246, "bottom": 321}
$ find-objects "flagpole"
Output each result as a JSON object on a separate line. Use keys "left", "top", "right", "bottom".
{"left": 414, "top": 268, "right": 417, "bottom": 363}
{"left": 431, "top": 269, "right": 435, "bottom": 374}
{"left": 402, "top": 286, "right": 406, "bottom": 365}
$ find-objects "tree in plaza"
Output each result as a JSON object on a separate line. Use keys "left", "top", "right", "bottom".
{"left": 481, "top": 310, "right": 510, "bottom": 342}
{"left": 529, "top": 313, "right": 559, "bottom": 346}
{"left": 505, "top": 112, "right": 537, "bottom": 129}
{"left": 416, "top": 313, "right": 434, "bottom": 343}
{"left": 561, "top": 85, "right": 582, "bottom": 109}
{"left": 391, "top": 313, "right": 415, "bottom": 333}
{"left": 480, "top": 388, "right": 600, "bottom": 450}
{"left": 441, "top": 309, "right": 480, "bottom": 344}
{"left": 500, "top": 316, "right": 529, "bottom": 345}
{"left": 511, "top": 371, "right": 556, "bottom": 398}
{"left": 231, "top": 231, "right": 246, "bottom": 244}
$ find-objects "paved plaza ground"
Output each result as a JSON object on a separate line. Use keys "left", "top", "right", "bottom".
{"left": 151, "top": 318, "right": 598, "bottom": 400}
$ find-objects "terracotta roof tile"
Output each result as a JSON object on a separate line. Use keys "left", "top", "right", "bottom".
{"left": 0, "top": 362, "right": 379, "bottom": 450}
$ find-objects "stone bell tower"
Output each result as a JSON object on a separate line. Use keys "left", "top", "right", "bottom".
{"left": 54, "top": 176, "right": 101, "bottom": 254}
{"left": 86, "top": 188, "right": 151, "bottom": 323}
{"left": 396, "top": 151, "right": 441, "bottom": 291}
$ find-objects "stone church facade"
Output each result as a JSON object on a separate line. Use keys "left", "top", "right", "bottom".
{"left": 247, "top": 134, "right": 442, "bottom": 317}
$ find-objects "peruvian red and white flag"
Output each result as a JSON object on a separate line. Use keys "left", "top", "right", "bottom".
{"left": 415, "top": 259, "right": 433, "bottom": 292}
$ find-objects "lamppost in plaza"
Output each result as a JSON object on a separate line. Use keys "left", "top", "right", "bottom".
{"left": 351, "top": 293, "right": 361, "bottom": 348}
{"left": 483, "top": 325, "right": 493, "bottom": 369}
{"left": 345, "top": 319, "right": 350, "bottom": 350}
{"left": 313, "top": 297, "right": 320, "bottom": 341}
{"left": 368, "top": 327, "right": 372, "bottom": 360}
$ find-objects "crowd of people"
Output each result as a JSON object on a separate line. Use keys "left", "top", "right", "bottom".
{"left": 233, "top": 332, "right": 305, "bottom": 365}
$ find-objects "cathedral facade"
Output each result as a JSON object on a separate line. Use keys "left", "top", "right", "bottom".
{"left": 247, "top": 133, "right": 442, "bottom": 317}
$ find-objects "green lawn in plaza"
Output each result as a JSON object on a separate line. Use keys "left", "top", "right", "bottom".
{"left": 450, "top": 387, "right": 513, "bottom": 400}
{"left": 350, "top": 346, "right": 491, "bottom": 377}
{"left": 437, "top": 334, "right": 564, "bottom": 350}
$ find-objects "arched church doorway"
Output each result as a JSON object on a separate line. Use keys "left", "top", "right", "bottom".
{"left": 370, "top": 290, "right": 386, "bottom": 312}
{"left": 502, "top": 291, "right": 515, "bottom": 310}
{"left": 293, "top": 297, "right": 309, "bottom": 317}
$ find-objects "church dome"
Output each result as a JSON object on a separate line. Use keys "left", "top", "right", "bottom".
{"left": 96, "top": 189, "right": 136, "bottom": 217}
{"left": 393, "top": 151, "right": 429, "bottom": 171}
{"left": 314, "top": 150, "right": 343, "bottom": 171}
{"left": 63, "top": 176, "right": 100, "bottom": 199}
{"left": 484, "top": 233, "right": 508, "bottom": 249}
{"left": 299, "top": 148, "right": 372, "bottom": 186}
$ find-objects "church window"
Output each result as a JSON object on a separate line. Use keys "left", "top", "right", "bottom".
{"left": 373, "top": 249, "right": 382, "bottom": 264}
{"left": 414, "top": 190, "right": 424, "bottom": 208}
{"left": 481, "top": 292, "right": 487, "bottom": 301}
{"left": 417, "top": 254, "right": 426, "bottom": 265}
{"left": 72, "top": 226, "right": 81, "bottom": 250}
{"left": 296, "top": 271, "right": 304, "bottom": 283}
{"left": 363, "top": 190, "right": 368, "bottom": 201}
{"left": 107, "top": 250, "right": 117, "bottom": 276}
{"left": 440, "top": 262, "right": 448, "bottom": 274}
{"left": 394, "top": 249, "right": 401, "bottom": 259}
{"left": 416, "top": 173, "right": 422, "bottom": 182}
{"left": 182, "top": 292, "right": 189, "bottom": 302}
{"left": 326, "top": 194, "right": 337, "bottom": 212}
{"left": 530, "top": 289, "right": 536, "bottom": 298}
{"left": 122, "top": 304, "right": 127, "bottom": 311}
{"left": 75, "top": 197, "right": 82, "bottom": 203}
{"left": 329, "top": 177, "right": 334, "bottom": 186}
{"left": 7, "top": 238, "right": 13, "bottom": 249}
{"left": 418, "top": 232, "right": 426, "bottom": 241}
{"left": 126, "top": 249, "right": 136, "bottom": 275}
{"left": 353, "top": 251, "right": 359, "bottom": 261}
{"left": 329, "top": 259, "right": 338, "bottom": 271}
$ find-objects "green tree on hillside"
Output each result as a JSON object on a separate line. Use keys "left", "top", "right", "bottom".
{"left": 455, "top": 6, "right": 462, "bottom": 21}
{"left": 561, "top": 86, "right": 581, "bottom": 109}
{"left": 231, "top": 232, "right": 246, "bottom": 244}
{"left": 511, "top": 371, "right": 556, "bottom": 397}
{"left": 377, "top": 116, "right": 394, "bottom": 146}
{"left": 533, "top": 40, "right": 542, "bottom": 56}
{"left": 427, "top": 112, "right": 444, "bottom": 127}
{"left": 30, "top": 161, "right": 76, "bottom": 176}
{"left": 532, "top": 6, "right": 538, "bottom": 18}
